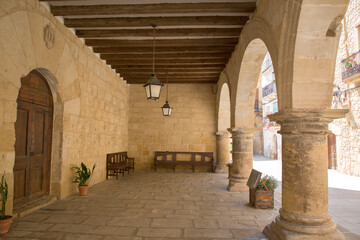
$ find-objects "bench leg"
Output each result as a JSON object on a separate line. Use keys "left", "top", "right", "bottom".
{"left": 193, "top": 165, "right": 195, "bottom": 173}
{"left": 173, "top": 166, "right": 176, "bottom": 172}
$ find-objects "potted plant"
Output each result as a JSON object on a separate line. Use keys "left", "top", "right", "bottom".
{"left": 0, "top": 173, "right": 12, "bottom": 237}
{"left": 226, "top": 163, "right": 232, "bottom": 179}
{"left": 72, "top": 162, "right": 95, "bottom": 196}
{"left": 250, "top": 175, "right": 278, "bottom": 209}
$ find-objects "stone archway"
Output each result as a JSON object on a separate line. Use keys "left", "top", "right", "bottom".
{"left": 215, "top": 81, "right": 231, "bottom": 173}
{"left": 13, "top": 68, "right": 64, "bottom": 212}
{"left": 229, "top": 38, "right": 276, "bottom": 192}
{"left": 33, "top": 68, "right": 64, "bottom": 200}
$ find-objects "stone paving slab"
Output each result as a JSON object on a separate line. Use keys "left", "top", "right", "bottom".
{"left": 3, "top": 172, "right": 360, "bottom": 240}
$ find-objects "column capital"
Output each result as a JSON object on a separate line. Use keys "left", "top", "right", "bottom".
{"left": 227, "top": 127, "right": 257, "bottom": 135}
{"left": 268, "top": 109, "right": 348, "bottom": 135}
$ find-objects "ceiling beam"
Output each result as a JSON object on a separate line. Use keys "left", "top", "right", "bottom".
{"left": 93, "top": 46, "right": 235, "bottom": 54}
{"left": 112, "top": 64, "right": 225, "bottom": 69}
{"left": 125, "top": 80, "right": 217, "bottom": 84}
{"left": 106, "top": 59, "right": 227, "bottom": 65}
{"left": 49, "top": 2, "right": 256, "bottom": 16}
{"left": 101, "top": 53, "right": 231, "bottom": 60}
{"left": 116, "top": 70, "right": 222, "bottom": 75}
{"left": 86, "top": 38, "right": 238, "bottom": 47}
{"left": 65, "top": 16, "right": 248, "bottom": 28}
{"left": 122, "top": 74, "right": 219, "bottom": 79}
{"left": 77, "top": 28, "right": 242, "bottom": 38}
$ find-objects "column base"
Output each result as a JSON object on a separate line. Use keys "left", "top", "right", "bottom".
{"left": 263, "top": 211, "right": 345, "bottom": 240}
{"left": 214, "top": 163, "right": 228, "bottom": 173}
{"left": 227, "top": 178, "right": 248, "bottom": 192}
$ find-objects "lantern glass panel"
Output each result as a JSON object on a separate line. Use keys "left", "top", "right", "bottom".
{"left": 150, "top": 84, "right": 162, "bottom": 99}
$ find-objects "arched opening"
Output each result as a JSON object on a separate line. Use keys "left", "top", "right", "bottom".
{"left": 229, "top": 38, "right": 281, "bottom": 191}
{"left": 13, "top": 70, "right": 54, "bottom": 211}
{"left": 218, "top": 83, "right": 231, "bottom": 133}
{"left": 215, "top": 82, "right": 231, "bottom": 173}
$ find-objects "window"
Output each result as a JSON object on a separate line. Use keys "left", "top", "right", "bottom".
{"left": 273, "top": 101, "right": 278, "bottom": 113}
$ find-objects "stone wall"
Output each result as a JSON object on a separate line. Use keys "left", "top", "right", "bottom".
{"left": 331, "top": 0, "right": 360, "bottom": 176}
{"left": 128, "top": 84, "right": 216, "bottom": 171}
{"left": 0, "top": 0, "right": 129, "bottom": 214}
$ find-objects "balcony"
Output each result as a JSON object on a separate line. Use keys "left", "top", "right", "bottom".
{"left": 262, "top": 81, "right": 277, "bottom": 96}
{"left": 261, "top": 58, "right": 273, "bottom": 73}
{"left": 342, "top": 50, "right": 360, "bottom": 84}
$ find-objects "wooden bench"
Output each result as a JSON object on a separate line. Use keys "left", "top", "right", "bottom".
{"left": 106, "top": 152, "right": 135, "bottom": 179}
{"left": 154, "top": 151, "right": 215, "bottom": 172}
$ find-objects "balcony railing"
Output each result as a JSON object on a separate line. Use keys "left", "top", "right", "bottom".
{"left": 261, "top": 58, "right": 273, "bottom": 72}
{"left": 342, "top": 50, "right": 360, "bottom": 81}
{"left": 262, "top": 81, "right": 277, "bottom": 98}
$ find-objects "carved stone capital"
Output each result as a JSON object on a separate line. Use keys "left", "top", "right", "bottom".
{"left": 227, "top": 127, "right": 257, "bottom": 136}
{"left": 268, "top": 109, "right": 348, "bottom": 135}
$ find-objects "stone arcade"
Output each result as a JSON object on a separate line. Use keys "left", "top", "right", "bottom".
{"left": 0, "top": 0, "right": 352, "bottom": 239}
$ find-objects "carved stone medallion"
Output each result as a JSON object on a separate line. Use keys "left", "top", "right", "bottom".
{"left": 44, "top": 23, "right": 55, "bottom": 49}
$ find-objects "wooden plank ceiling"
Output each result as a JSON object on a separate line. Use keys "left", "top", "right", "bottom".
{"left": 40, "top": 0, "right": 257, "bottom": 84}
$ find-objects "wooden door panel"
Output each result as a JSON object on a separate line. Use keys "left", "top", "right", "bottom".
{"left": 14, "top": 108, "right": 29, "bottom": 157}
{"left": 31, "top": 167, "right": 43, "bottom": 194}
{"left": 14, "top": 72, "right": 53, "bottom": 210}
{"left": 33, "top": 111, "right": 45, "bottom": 154}
{"left": 13, "top": 170, "right": 26, "bottom": 199}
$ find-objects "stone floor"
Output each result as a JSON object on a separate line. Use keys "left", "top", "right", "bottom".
{"left": 4, "top": 171, "right": 360, "bottom": 240}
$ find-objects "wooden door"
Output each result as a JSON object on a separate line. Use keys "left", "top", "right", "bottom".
{"left": 327, "top": 133, "right": 337, "bottom": 170}
{"left": 13, "top": 72, "right": 53, "bottom": 210}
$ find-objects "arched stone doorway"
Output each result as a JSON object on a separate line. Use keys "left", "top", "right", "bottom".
{"left": 13, "top": 70, "right": 54, "bottom": 210}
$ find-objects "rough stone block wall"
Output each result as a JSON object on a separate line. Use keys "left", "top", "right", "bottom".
{"left": 128, "top": 84, "right": 216, "bottom": 171}
{"left": 332, "top": 0, "right": 360, "bottom": 176}
{"left": 0, "top": 0, "right": 129, "bottom": 213}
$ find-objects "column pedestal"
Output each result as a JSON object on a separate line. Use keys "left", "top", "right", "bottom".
{"left": 263, "top": 109, "right": 347, "bottom": 240}
{"left": 227, "top": 127, "right": 256, "bottom": 192}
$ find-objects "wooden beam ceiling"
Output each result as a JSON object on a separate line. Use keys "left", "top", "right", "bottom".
{"left": 41, "top": 1, "right": 256, "bottom": 84}
{"left": 49, "top": 2, "right": 256, "bottom": 16}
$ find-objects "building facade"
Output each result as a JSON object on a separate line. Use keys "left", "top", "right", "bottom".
{"left": 330, "top": 0, "right": 360, "bottom": 176}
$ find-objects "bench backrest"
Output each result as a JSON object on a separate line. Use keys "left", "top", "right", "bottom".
{"left": 107, "top": 152, "right": 128, "bottom": 166}
{"left": 154, "top": 151, "right": 214, "bottom": 163}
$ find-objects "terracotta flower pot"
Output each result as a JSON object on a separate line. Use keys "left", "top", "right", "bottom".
{"left": 78, "top": 185, "right": 89, "bottom": 196}
{"left": 0, "top": 216, "right": 13, "bottom": 237}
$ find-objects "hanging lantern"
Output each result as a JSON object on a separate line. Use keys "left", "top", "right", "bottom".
{"left": 144, "top": 74, "right": 163, "bottom": 100}
{"left": 162, "top": 101, "right": 173, "bottom": 116}
{"left": 161, "top": 72, "right": 173, "bottom": 116}
{"left": 143, "top": 24, "right": 163, "bottom": 100}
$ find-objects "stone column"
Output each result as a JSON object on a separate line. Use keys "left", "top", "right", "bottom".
{"left": 263, "top": 109, "right": 347, "bottom": 240}
{"left": 227, "top": 127, "right": 257, "bottom": 192}
{"left": 215, "top": 131, "right": 231, "bottom": 173}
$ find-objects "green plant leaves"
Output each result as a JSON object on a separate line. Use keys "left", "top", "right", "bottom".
{"left": 0, "top": 173, "right": 8, "bottom": 220}
{"left": 72, "top": 163, "right": 96, "bottom": 186}
{"left": 256, "top": 175, "right": 278, "bottom": 191}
